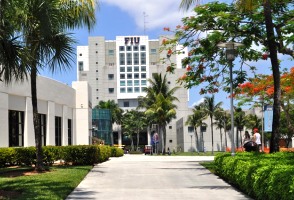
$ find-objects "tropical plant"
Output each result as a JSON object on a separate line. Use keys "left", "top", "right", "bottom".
{"left": 213, "top": 108, "right": 230, "bottom": 151}
{"left": 177, "top": 0, "right": 294, "bottom": 153}
{"left": 199, "top": 95, "right": 222, "bottom": 155}
{"left": 234, "top": 107, "right": 246, "bottom": 148}
{"left": 186, "top": 105, "right": 207, "bottom": 152}
{"left": 0, "top": 0, "right": 98, "bottom": 171}
{"left": 138, "top": 73, "right": 179, "bottom": 154}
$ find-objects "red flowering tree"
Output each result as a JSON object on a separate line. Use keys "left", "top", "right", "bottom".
{"left": 162, "top": 1, "right": 294, "bottom": 152}
{"left": 236, "top": 67, "right": 294, "bottom": 145}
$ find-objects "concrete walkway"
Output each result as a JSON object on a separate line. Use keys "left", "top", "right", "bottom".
{"left": 66, "top": 154, "right": 252, "bottom": 200}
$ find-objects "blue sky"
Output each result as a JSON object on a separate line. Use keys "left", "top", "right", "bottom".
{"left": 40, "top": 0, "right": 293, "bottom": 109}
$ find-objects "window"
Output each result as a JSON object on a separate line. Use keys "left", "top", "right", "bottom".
{"left": 134, "top": 80, "right": 140, "bottom": 86}
{"left": 127, "top": 53, "right": 132, "bottom": 65}
{"left": 140, "top": 45, "right": 146, "bottom": 51}
{"left": 127, "top": 80, "right": 132, "bottom": 86}
{"left": 134, "top": 87, "right": 140, "bottom": 93}
{"left": 127, "top": 73, "right": 132, "bottom": 79}
{"left": 68, "top": 119, "right": 72, "bottom": 145}
{"left": 141, "top": 87, "right": 147, "bottom": 92}
{"left": 96, "top": 62, "right": 98, "bottom": 64}
{"left": 79, "top": 53, "right": 82, "bottom": 56}
{"left": 78, "top": 61, "right": 84, "bottom": 71}
{"left": 126, "top": 46, "right": 132, "bottom": 51}
{"left": 119, "top": 53, "right": 125, "bottom": 65}
{"left": 141, "top": 66, "right": 146, "bottom": 71}
{"left": 9, "top": 110, "right": 24, "bottom": 147}
{"left": 109, "top": 88, "right": 114, "bottom": 93}
{"left": 120, "top": 80, "right": 125, "bottom": 86}
{"left": 96, "top": 51, "right": 98, "bottom": 53}
{"left": 96, "top": 78, "right": 98, "bottom": 80}
{"left": 127, "top": 87, "right": 133, "bottom": 93}
{"left": 39, "top": 114, "right": 46, "bottom": 146}
{"left": 108, "top": 74, "right": 114, "bottom": 80}
{"left": 141, "top": 80, "right": 146, "bottom": 85}
{"left": 124, "top": 101, "right": 130, "bottom": 107}
{"left": 141, "top": 52, "right": 146, "bottom": 64}
{"left": 133, "top": 46, "right": 139, "bottom": 51}
{"left": 134, "top": 66, "right": 139, "bottom": 72}
{"left": 141, "top": 73, "right": 146, "bottom": 79}
{"left": 120, "top": 74, "right": 125, "bottom": 79}
{"left": 134, "top": 73, "right": 139, "bottom": 79}
{"left": 108, "top": 49, "right": 114, "bottom": 55}
{"left": 188, "top": 126, "right": 194, "bottom": 133}
{"left": 127, "top": 66, "right": 132, "bottom": 72}
{"left": 55, "top": 116, "right": 62, "bottom": 146}
{"left": 120, "top": 67, "right": 125, "bottom": 72}
{"left": 96, "top": 89, "right": 99, "bottom": 91}
{"left": 201, "top": 126, "right": 207, "bottom": 132}
{"left": 133, "top": 53, "right": 139, "bottom": 65}
{"left": 169, "top": 140, "right": 173, "bottom": 143}
{"left": 119, "top": 46, "right": 125, "bottom": 51}
{"left": 168, "top": 81, "right": 171, "bottom": 84}
{"left": 150, "top": 49, "right": 157, "bottom": 54}
{"left": 169, "top": 126, "right": 172, "bottom": 129}
{"left": 109, "top": 63, "right": 115, "bottom": 66}
{"left": 120, "top": 88, "right": 126, "bottom": 93}
{"left": 96, "top": 70, "right": 98, "bottom": 72}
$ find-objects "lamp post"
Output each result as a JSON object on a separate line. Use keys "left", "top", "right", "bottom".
{"left": 218, "top": 41, "right": 243, "bottom": 156}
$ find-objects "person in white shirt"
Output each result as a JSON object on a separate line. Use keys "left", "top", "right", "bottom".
{"left": 253, "top": 128, "right": 261, "bottom": 152}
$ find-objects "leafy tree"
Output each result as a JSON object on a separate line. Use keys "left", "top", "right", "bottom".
{"left": 95, "top": 100, "right": 124, "bottom": 125}
{"left": 244, "top": 114, "right": 261, "bottom": 134}
{"left": 186, "top": 105, "right": 207, "bottom": 152}
{"left": 214, "top": 108, "right": 230, "bottom": 151}
{"left": 234, "top": 107, "right": 246, "bottom": 148}
{"left": 121, "top": 110, "right": 147, "bottom": 151}
{"left": 199, "top": 95, "right": 222, "bottom": 155}
{"left": 1, "top": 0, "right": 98, "bottom": 171}
{"left": 139, "top": 73, "right": 179, "bottom": 154}
{"left": 171, "top": 0, "right": 294, "bottom": 153}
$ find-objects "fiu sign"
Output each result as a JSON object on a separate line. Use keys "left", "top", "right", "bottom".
{"left": 124, "top": 37, "right": 140, "bottom": 45}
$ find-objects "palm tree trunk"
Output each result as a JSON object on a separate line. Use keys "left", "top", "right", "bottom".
{"left": 210, "top": 117, "right": 214, "bottom": 155}
{"left": 31, "top": 67, "right": 44, "bottom": 172}
{"left": 263, "top": 0, "right": 281, "bottom": 153}
{"left": 194, "top": 128, "right": 199, "bottom": 152}
{"left": 220, "top": 129, "right": 223, "bottom": 151}
{"left": 136, "top": 131, "right": 140, "bottom": 151}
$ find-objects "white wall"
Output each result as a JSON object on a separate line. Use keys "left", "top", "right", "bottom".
{"left": 0, "top": 76, "right": 90, "bottom": 147}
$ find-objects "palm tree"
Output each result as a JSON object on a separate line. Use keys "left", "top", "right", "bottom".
{"left": 95, "top": 100, "right": 123, "bottom": 125}
{"left": 200, "top": 95, "right": 222, "bottom": 155}
{"left": 139, "top": 73, "right": 179, "bottom": 154}
{"left": 1, "top": 0, "right": 98, "bottom": 171}
{"left": 145, "top": 93, "right": 177, "bottom": 153}
{"left": 234, "top": 107, "right": 246, "bottom": 148}
{"left": 186, "top": 105, "right": 207, "bottom": 152}
{"left": 179, "top": 0, "right": 283, "bottom": 153}
{"left": 214, "top": 109, "right": 229, "bottom": 151}
{"left": 244, "top": 114, "right": 261, "bottom": 134}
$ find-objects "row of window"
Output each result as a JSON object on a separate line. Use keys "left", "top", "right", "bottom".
{"left": 119, "top": 52, "right": 146, "bottom": 65}
{"left": 119, "top": 45, "right": 146, "bottom": 52}
{"left": 120, "top": 87, "right": 146, "bottom": 93}
{"left": 120, "top": 73, "right": 146, "bottom": 79}
{"left": 120, "top": 66, "right": 146, "bottom": 72}
{"left": 120, "top": 80, "right": 146, "bottom": 86}
{"left": 9, "top": 110, "right": 72, "bottom": 147}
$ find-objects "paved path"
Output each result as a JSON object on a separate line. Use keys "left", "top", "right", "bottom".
{"left": 66, "top": 155, "right": 252, "bottom": 200}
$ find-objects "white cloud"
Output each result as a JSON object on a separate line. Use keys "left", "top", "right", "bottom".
{"left": 191, "top": 97, "right": 205, "bottom": 107}
{"left": 100, "top": 0, "right": 193, "bottom": 31}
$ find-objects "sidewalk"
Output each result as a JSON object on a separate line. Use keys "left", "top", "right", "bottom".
{"left": 66, "top": 155, "right": 252, "bottom": 200}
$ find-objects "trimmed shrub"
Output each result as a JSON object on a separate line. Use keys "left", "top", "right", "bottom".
{"left": 14, "top": 147, "right": 36, "bottom": 166}
{"left": 0, "top": 148, "right": 16, "bottom": 167}
{"left": 214, "top": 152, "right": 294, "bottom": 200}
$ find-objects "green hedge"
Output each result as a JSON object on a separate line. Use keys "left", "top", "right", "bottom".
{"left": 0, "top": 145, "right": 123, "bottom": 167}
{"left": 214, "top": 152, "right": 294, "bottom": 200}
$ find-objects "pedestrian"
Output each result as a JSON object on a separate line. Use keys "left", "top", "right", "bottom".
{"left": 167, "top": 147, "right": 171, "bottom": 155}
{"left": 253, "top": 128, "right": 261, "bottom": 152}
{"left": 243, "top": 131, "right": 254, "bottom": 152}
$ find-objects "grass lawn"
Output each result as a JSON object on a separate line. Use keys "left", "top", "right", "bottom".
{"left": 0, "top": 165, "right": 92, "bottom": 200}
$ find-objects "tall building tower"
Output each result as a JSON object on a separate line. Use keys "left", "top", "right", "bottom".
{"left": 77, "top": 35, "right": 193, "bottom": 152}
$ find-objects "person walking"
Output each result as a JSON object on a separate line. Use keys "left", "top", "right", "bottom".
{"left": 243, "top": 131, "right": 255, "bottom": 152}
{"left": 253, "top": 128, "right": 261, "bottom": 152}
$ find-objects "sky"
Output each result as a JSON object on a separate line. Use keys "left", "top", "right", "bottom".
{"left": 40, "top": 0, "right": 293, "bottom": 109}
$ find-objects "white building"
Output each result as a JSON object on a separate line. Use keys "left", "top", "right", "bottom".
{"left": 0, "top": 76, "right": 92, "bottom": 147}
{"left": 76, "top": 35, "right": 213, "bottom": 152}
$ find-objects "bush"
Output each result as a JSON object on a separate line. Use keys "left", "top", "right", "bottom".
{"left": 0, "top": 148, "right": 16, "bottom": 167}
{"left": 14, "top": 147, "right": 36, "bottom": 166}
{"left": 214, "top": 152, "right": 294, "bottom": 200}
